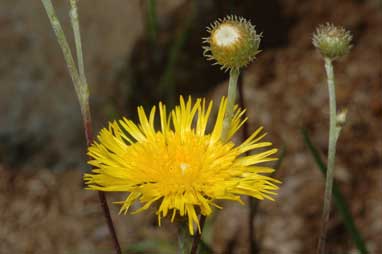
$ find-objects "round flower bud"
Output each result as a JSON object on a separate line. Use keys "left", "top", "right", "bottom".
{"left": 203, "top": 15, "right": 262, "bottom": 71}
{"left": 312, "top": 23, "right": 352, "bottom": 60}
{"left": 336, "top": 108, "right": 348, "bottom": 128}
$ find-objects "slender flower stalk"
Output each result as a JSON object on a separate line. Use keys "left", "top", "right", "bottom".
{"left": 41, "top": 0, "right": 82, "bottom": 101}
{"left": 302, "top": 129, "right": 368, "bottom": 254}
{"left": 69, "top": 0, "right": 87, "bottom": 87}
{"left": 190, "top": 215, "right": 206, "bottom": 254}
{"left": 68, "top": 0, "right": 91, "bottom": 144}
{"left": 222, "top": 68, "right": 240, "bottom": 140}
{"left": 178, "top": 223, "right": 189, "bottom": 254}
{"left": 40, "top": 1, "right": 121, "bottom": 253}
{"left": 313, "top": 23, "right": 352, "bottom": 254}
{"left": 238, "top": 75, "right": 259, "bottom": 254}
{"left": 198, "top": 15, "right": 264, "bottom": 253}
{"left": 317, "top": 57, "right": 337, "bottom": 254}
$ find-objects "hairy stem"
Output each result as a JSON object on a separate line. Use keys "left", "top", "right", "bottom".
{"left": 41, "top": 0, "right": 82, "bottom": 98}
{"left": 40, "top": 1, "right": 121, "bottom": 253}
{"left": 222, "top": 68, "right": 240, "bottom": 140}
{"left": 317, "top": 57, "right": 338, "bottom": 254}
{"left": 302, "top": 129, "right": 368, "bottom": 254}
{"left": 69, "top": 0, "right": 87, "bottom": 86}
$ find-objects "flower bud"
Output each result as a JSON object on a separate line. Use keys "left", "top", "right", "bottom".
{"left": 336, "top": 108, "right": 348, "bottom": 128}
{"left": 312, "top": 23, "right": 352, "bottom": 60}
{"left": 203, "top": 15, "right": 262, "bottom": 71}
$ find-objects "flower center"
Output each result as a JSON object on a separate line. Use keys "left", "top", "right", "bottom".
{"left": 179, "top": 162, "right": 189, "bottom": 175}
{"left": 213, "top": 24, "right": 240, "bottom": 47}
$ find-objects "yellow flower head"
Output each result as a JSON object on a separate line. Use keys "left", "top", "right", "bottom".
{"left": 84, "top": 96, "right": 280, "bottom": 234}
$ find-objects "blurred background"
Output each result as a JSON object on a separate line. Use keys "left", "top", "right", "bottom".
{"left": 0, "top": 0, "right": 381, "bottom": 253}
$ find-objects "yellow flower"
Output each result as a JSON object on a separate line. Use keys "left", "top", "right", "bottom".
{"left": 84, "top": 96, "right": 280, "bottom": 234}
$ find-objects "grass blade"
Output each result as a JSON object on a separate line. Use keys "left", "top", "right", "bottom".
{"left": 146, "top": 0, "right": 157, "bottom": 44}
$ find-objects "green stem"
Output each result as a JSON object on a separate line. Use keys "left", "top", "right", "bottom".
{"left": 68, "top": 0, "right": 90, "bottom": 127}
{"left": 238, "top": 73, "right": 258, "bottom": 253}
{"left": 178, "top": 223, "right": 188, "bottom": 254}
{"left": 190, "top": 68, "right": 240, "bottom": 253}
{"left": 41, "top": 0, "right": 82, "bottom": 99}
{"left": 40, "top": 1, "right": 121, "bottom": 253}
{"left": 69, "top": 0, "right": 87, "bottom": 87}
{"left": 190, "top": 215, "right": 207, "bottom": 254}
{"left": 302, "top": 129, "right": 368, "bottom": 254}
{"left": 222, "top": 68, "right": 240, "bottom": 141}
{"left": 317, "top": 58, "right": 338, "bottom": 254}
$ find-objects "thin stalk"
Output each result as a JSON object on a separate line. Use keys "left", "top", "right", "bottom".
{"left": 40, "top": 1, "right": 121, "bottom": 253}
{"left": 190, "top": 68, "right": 240, "bottom": 253}
{"left": 80, "top": 95, "right": 122, "bottom": 254}
{"left": 302, "top": 129, "right": 368, "bottom": 254}
{"left": 69, "top": 0, "right": 87, "bottom": 86}
{"left": 41, "top": 0, "right": 82, "bottom": 99}
{"left": 178, "top": 223, "right": 188, "bottom": 254}
{"left": 68, "top": 0, "right": 90, "bottom": 142}
{"left": 221, "top": 68, "right": 240, "bottom": 141}
{"left": 317, "top": 57, "right": 338, "bottom": 254}
{"left": 190, "top": 215, "right": 207, "bottom": 254}
{"left": 237, "top": 74, "right": 258, "bottom": 253}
